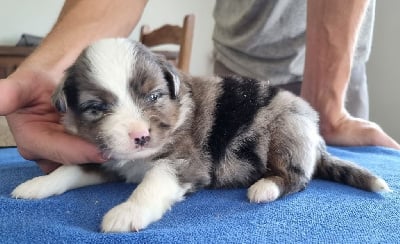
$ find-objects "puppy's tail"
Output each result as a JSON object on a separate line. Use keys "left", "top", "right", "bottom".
{"left": 314, "top": 149, "right": 390, "bottom": 192}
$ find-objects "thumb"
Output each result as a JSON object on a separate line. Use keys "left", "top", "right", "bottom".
{"left": 0, "top": 78, "right": 25, "bottom": 115}
{"left": 16, "top": 128, "right": 107, "bottom": 166}
{"left": 0, "top": 69, "right": 58, "bottom": 115}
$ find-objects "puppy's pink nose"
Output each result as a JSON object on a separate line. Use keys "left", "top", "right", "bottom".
{"left": 129, "top": 130, "right": 151, "bottom": 146}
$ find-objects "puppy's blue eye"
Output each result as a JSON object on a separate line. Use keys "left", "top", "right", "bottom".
{"left": 150, "top": 93, "right": 159, "bottom": 101}
{"left": 146, "top": 91, "right": 162, "bottom": 103}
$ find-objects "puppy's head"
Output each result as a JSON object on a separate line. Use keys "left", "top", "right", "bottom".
{"left": 52, "top": 38, "right": 186, "bottom": 160}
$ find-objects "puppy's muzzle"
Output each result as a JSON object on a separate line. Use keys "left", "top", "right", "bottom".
{"left": 129, "top": 130, "right": 151, "bottom": 147}
{"left": 134, "top": 136, "right": 151, "bottom": 146}
{"left": 128, "top": 121, "right": 151, "bottom": 147}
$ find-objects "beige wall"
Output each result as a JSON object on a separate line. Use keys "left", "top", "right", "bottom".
{"left": 367, "top": 0, "right": 400, "bottom": 142}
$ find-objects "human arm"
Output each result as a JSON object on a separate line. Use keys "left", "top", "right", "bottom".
{"left": 301, "top": 0, "right": 400, "bottom": 149}
{"left": 0, "top": 0, "right": 148, "bottom": 172}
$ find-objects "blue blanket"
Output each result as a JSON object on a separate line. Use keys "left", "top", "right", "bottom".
{"left": 1, "top": 146, "right": 399, "bottom": 243}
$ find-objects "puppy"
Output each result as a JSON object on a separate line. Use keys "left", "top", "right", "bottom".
{"left": 12, "top": 38, "right": 390, "bottom": 232}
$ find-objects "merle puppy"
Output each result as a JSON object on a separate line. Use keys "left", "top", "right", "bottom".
{"left": 12, "top": 38, "right": 389, "bottom": 232}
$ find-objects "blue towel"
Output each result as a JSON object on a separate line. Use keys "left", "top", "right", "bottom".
{"left": 1, "top": 146, "right": 399, "bottom": 243}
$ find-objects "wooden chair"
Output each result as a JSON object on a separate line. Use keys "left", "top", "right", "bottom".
{"left": 140, "top": 14, "right": 195, "bottom": 73}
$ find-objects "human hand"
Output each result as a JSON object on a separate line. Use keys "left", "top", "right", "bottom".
{"left": 0, "top": 68, "right": 105, "bottom": 173}
{"left": 319, "top": 111, "right": 400, "bottom": 150}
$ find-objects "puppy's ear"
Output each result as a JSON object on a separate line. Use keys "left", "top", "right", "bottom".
{"left": 157, "top": 55, "right": 180, "bottom": 99}
{"left": 51, "top": 81, "right": 67, "bottom": 113}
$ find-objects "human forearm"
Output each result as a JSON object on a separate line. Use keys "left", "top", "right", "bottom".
{"left": 19, "top": 0, "right": 148, "bottom": 81}
{"left": 300, "top": 0, "right": 400, "bottom": 149}
{"left": 301, "top": 0, "right": 369, "bottom": 134}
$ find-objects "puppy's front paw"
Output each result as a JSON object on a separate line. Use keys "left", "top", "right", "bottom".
{"left": 101, "top": 201, "right": 162, "bottom": 232}
{"left": 12, "top": 176, "right": 64, "bottom": 199}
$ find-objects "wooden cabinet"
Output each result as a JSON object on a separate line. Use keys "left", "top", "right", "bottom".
{"left": 0, "top": 46, "right": 34, "bottom": 78}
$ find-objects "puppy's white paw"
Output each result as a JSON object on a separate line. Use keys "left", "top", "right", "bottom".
{"left": 247, "top": 178, "right": 280, "bottom": 203}
{"left": 101, "top": 201, "right": 163, "bottom": 232}
{"left": 11, "top": 176, "right": 64, "bottom": 199}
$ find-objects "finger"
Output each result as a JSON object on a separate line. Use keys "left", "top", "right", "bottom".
{"left": 0, "top": 70, "right": 56, "bottom": 115}
{"left": 379, "top": 136, "right": 400, "bottom": 150}
{"left": 369, "top": 124, "right": 400, "bottom": 150}
{"left": 36, "top": 160, "right": 62, "bottom": 174}
{"left": 17, "top": 127, "right": 106, "bottom": 165}
{"left": 323, "top": 118, "right": 400, "bottom": 150}
{"left": 351, "top": 120, "right": 400, "bottom": 149}
{"left": 0, "top": 78, "right": 25, "bottom": 115}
